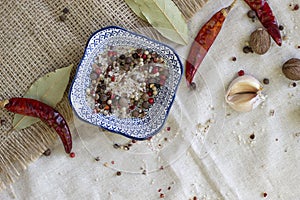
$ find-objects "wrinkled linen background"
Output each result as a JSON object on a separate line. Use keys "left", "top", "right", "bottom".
{"left": 1, "top": 0, "right": 300, "bottom": 199}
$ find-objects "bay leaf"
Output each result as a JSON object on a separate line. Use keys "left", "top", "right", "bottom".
{"left": 125, "top": 0, "right": 147, "bottom": 21}
{"left": 13, "top": 64, "right": 73, "bottom": 130}
{"left": 135, "top": 0, "right": 189, "bottom": 45}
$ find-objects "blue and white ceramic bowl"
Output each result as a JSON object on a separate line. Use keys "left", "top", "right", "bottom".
{"left": 69, "top": 26, "right": 183, "bottom": 140}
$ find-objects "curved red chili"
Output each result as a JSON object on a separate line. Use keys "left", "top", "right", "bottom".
{"left": 244, "top": 0, "right": 282, "bottom": 46}
{"left": 0, "top": 98, "right": 72, "bottom": 154}
{"left": 185, "top": 0, "right": 236, "bottom": 85}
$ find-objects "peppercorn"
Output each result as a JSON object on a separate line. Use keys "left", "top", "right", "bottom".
{"left": 238, "top": 70, "right": 245, "bottom": 76}
{"left": 119, "top": 54, "right": 126, "bottom": 60}
{"left": 69, "top": 152, "right": 75, "bottom": 158}
{"left": 232, "top": 57, "right": 237, "bottom": 61}
{"left": 123, "top": 146, "right": 130, "bottom": 151}
{"left": 136, "top": 48, "right": 143, "bottom": 54}
{"left": 263, "top": 192, "right": 268, "bottom": 197}
{"left": 142, "top": 101, "right": 150, "bottom": 109}
{"left": 148, "top": 98, "right": 154, "bottom": 104}
{"left": 132, "top": 110, "right": 139, "bottom": 117}
{"left": 263, "top": 78, "right": 269, "bottom": 84}
{"left": 249, "top": 133, "right": 255, "bottom": 140}
{"left": 132, "top": 53, "right": 139, "bottom": 59}
{"left": 247, "top": 10, "right": 256, "bottom": 19}
{"left": 116, "top": 171, "right": 122, "bottom": 176}
{"left": 243, "top": 46, "right": 253, "bottom": 54}
{"left": 43, "top": 149, "right": 51, "bottom": 156}
{"left": 59, "top": 15, "right": 67, "bottom": 22}
{"left": 190, "top": 82, "right": 197, "bottom": 90}
{"left": 125, "top": 57, "right": 132, "bottom": 64}
{"left": 279, "top": 25, "right": 284, "bottom": 31}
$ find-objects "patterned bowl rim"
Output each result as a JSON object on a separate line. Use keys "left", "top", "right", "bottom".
{"left": 68, "top": 26, "right": 183, "bottom": 140}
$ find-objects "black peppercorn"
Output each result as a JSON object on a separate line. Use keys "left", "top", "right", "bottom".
{"left": 125, "top": 57, "right": 132, "bottom": 64}
{"left": 116, "top": 171, "right": 122, "bottom": 176}
{"left": 263, "top": 78, "right": 270, "bottom": 85}
{"left": 249, "top": 133, "right": 255, "bottom": 140}
{"left": 243, "top": 46, "right": 253, "bottom": 54}
{"left": 247, "top": 10, "right": 256, "bottom": 19}
{"left": 190, "top": 82, "right": 197, "bottom": 90}
{"left": 132, "top": 53, "right": 139, "bottom": 59}
{"left": 59, "top": 15, "right": 67, "bottom": 22}
{"left": 279, "top": 25, "right": 284, "bottom": 31}
{"left": 136, "top": 48, "right": 143, "bottom": 54}
{"left": 119, "top": 54, "right": 126, "bottom": 60}
{"left": 43, "top": 149, "right": 51, "bottom": 156}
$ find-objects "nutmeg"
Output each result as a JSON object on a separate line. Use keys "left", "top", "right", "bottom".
{"left": 249, "top": 28, "right": 271, "bottom": 55}
{"left": 282, "top": 58, "right": 300, "bottom": 80}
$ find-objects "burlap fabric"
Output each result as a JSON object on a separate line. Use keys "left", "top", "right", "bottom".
{"left": 0, "top": 0, "right": 208, "bottom": 191}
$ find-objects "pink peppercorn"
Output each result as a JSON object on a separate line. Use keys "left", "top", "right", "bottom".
{"left": 111, "top": 76, "right": 115, "bottom": 82}
{"left": 108, "top": 51, "right": 114, "bottom": 57}
{"left": 159, "top": 80, "right": 165, "bottom": 85}
{"left": 129, "top": 105, "right": 135, "bottom": 110}
{"left": 152, "top": 67, "right": 159, "bottom": 74}
{"left": 148, "top": 98, "right": 154, "bottom": 104}
{"left": 95, "top": 68, "right": 101, "bottom": 75}
{"left": 238, "top": 70, "right": 245, "bottom": 76}
{"left": 69, "top": 152, "right": 75, "bottom": 158}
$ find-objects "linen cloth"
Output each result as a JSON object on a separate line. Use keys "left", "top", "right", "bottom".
{"left": 0, "top": 0, "right": 300, "bottom": 199}
{"left": 0, "top": 0, "right": 207, "bottom": 191}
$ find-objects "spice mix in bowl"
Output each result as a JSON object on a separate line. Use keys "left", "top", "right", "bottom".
{"left": 69, "top": 26, "right": 183, "bottom": 140}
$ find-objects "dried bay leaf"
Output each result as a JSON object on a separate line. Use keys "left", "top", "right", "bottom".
{"left": 13, "top": 64, "right": 73, "bottom": 130}
{"left": 125, "top": 0, "right": 147, "bottom": 21}
{"left": 135, "top": 0, "right": 189, "bottom": 45}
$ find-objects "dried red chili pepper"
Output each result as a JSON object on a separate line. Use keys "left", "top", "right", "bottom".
{"left": 186, "top": 0, "right": 236, "bottom": 85}
{"left": 243, "top": 0, "right": 282, "bottom": 46}
{"left": 0, "top": 97, "right": 72, "bottom": 154}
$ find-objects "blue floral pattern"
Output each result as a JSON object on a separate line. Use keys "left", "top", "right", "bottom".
{"left": 69, "top": 26, "right": 183, "bottom": 140}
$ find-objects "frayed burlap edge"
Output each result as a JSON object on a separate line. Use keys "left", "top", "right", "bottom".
{"left": 0, "top": 0, "right": 209, "bottom": 192}
{"left": 0, "top": 92, "right": 74, "bottom": 192}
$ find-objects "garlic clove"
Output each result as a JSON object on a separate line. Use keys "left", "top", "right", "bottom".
{"left": 227, "top": 93, "right": 257, "bottom": 103}
{"left": 227, "top": 75, "right": 263, "bottom": 96}
{"left": 225, "top": 75, "right": 265, "bottom": 112}
{"left": 227, "top": 93, "right": 265, "bottom": 112}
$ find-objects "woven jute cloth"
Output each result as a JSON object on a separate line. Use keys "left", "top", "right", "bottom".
{"left": 0, "top": 0, "right": 208, "bottom": 191}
